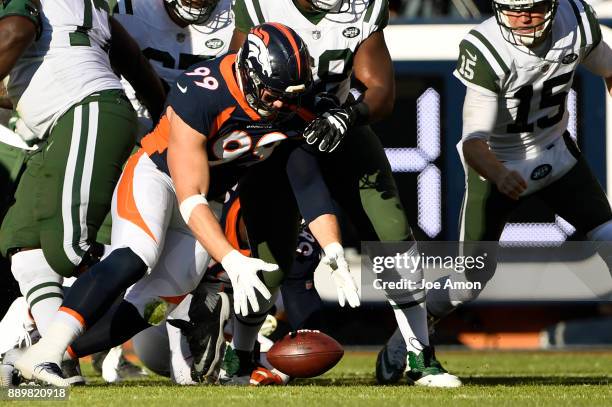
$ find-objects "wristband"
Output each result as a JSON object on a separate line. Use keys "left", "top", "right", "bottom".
{"left": 179, "top": 194, "right": 208, "bottom": 224}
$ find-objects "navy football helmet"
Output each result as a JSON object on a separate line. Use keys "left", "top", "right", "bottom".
{"left": 236, "top": 23, "right": 312, "bottom": 119}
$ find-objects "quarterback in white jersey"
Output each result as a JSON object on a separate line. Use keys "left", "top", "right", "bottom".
{"left": 426, "top": 0, "right": 612, "bottom": 322}
{"left": 113, "top": 0, "right": 233, "bottom": 134}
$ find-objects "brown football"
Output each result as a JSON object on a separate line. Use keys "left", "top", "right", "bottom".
{"left": 266, "top": 330, "right": 344, "bottom": 378}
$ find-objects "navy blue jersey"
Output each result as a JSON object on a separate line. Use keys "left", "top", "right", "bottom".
{"left": 142, "top": 54, "right": 303, "bottom": 172}
{"left": 140, "top": 53, "right": 308, "bottom": 197}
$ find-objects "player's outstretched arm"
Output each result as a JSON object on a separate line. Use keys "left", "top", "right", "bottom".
{"left": 108, "top": 17, "right": 166, "bottom": 123}
{"left": 0, "top": 13, "right": 38, "bottom": 80}
{"left": 166, "top": 106, "right": 277, "bottom": 316}
{"left": 285, "top": 146, "right": 359, "bottom": 307}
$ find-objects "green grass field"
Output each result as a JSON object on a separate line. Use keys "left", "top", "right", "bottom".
{"left": 4, "top": 350, "right": 611, "bottom": 407}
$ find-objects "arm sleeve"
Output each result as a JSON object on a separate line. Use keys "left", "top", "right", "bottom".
{"left": 462, "top": 87, "right": 498, "bottom": 142}
{"left": 581, "top": 40, "right": 612, "bottom": 78}
{"left": 286, "top": 145, "right": 337, "bottom": 224}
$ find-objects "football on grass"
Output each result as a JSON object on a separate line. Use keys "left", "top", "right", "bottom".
{"left": 267, "top": 330, "right": 344, "bottom": 378}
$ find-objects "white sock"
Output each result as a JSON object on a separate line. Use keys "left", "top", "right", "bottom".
{"left": 392, "top": 302, "right": 430, "bottom": 354}
{"left": 36, "top": 310, "right": 85, "bottom": 362}
{"left": 12, "top": 249, "right": 63, "bottom": 336}
{"left": 166, "top": 321, "right": 194, "bottom": 385}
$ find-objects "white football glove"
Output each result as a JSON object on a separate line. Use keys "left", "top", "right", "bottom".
{"left": 221, "top": 250, "right": 278, "bottom": 316}
{"left": 322, "top": 243, "right": 360, "bottom": 308}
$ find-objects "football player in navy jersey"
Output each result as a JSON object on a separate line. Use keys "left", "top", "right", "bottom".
{"left": 15, "top": 23, "right": 358, "bottom": 387}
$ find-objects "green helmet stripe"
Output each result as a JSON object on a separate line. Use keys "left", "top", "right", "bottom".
{"left": 233, "top": 0, "right": 256, "bottom": 32}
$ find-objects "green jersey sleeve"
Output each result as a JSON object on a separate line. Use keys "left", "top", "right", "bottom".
{"left": 0, "top": 0, "right": 41, "bottom": 39}
{"left": 232, "top": 0, "right": 257, "bottom": 33}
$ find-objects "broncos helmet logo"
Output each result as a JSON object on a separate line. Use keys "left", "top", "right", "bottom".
{"left": 246, "top": 32, "right": 273, "bottom": 78}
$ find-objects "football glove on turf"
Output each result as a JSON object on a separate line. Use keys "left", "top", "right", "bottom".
{"left": 221, "top": 250, "right": 278, "bottom": 316}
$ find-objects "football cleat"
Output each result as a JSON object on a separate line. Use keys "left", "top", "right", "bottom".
{"left": 406, "top": 346, "right": 462, "bottom": 388}
{"left": 168, "top": 292, "right": 231, "bottom": 383}
{"left": 219, "top": 347, "right": 284, "bottom": 386}
{"left": 92, "top": 346, "right": 148, "bottom": 382}
{"left": 14, "top": 343, "right": 68, "bottom": 387}
{"left": 375, "top": 328, "right": 407, "bottom": 384}
{"left": 61, "top": 359, "right": 86, "bottom": 386}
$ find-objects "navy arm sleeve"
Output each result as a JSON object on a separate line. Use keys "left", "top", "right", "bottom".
{"left": 286, "top": 145, "right": 336, "bottom": 224}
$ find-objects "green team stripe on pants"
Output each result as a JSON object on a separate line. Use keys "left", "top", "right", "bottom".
{"left": 460, "top": 168, "right": 492, "bottom": 241}
{"left": 62, "top": 102, "right": 101, "bottom": 265}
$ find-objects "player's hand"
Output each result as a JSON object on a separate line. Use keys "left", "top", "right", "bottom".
{"left": 494, "top": 169, "right": 527, "bottom": 200}
{"left": 221, "top": 250, "right": 278, "bottom": 316}
{"left": 322, "top": 243, "right": 360, "bottom": 308}
{"left": 304, "top": 107, "right": 354, "bottom": 153}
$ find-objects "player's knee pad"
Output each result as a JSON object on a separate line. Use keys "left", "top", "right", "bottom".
{"left": 11, "top": 249, "right": 63, "bottom": 301}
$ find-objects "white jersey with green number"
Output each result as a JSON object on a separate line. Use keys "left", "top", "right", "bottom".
{"left": 113, "top": 0, "right": 233, "bottom": 129}
{"left": 5, "top": 0, "right": 122, "bottom": 140}
{"left": 233, "top": 0, "right": 389, "bottom": 103}
{"left": 454, "top": 0, "right": 602, "bottom": 161}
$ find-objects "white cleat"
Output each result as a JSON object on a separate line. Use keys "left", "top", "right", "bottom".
{"left": 412, "top": 372, "right": 462, "bottom": 388}
{"left": 14, "top": 344, "right": 69, "bottom": 387}
{"left": 101, "top": 346, "right": 123, "bottom": 383}
{"left": 405, "top": 347, "right": 462, "bottom": 388}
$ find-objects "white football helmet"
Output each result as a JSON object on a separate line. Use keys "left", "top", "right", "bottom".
{"left": 493, "top": 0, "right": 558, "bottom": 46}
{"left": 164, "top": 0, "right": 219, "bottom": 25}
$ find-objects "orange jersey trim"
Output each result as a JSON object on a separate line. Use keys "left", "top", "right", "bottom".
{"left": 219, "top": 54, "right": 261, "bottom": 121}
{"left": 224, "top": 197, "right": 251, "bottom": 256}
{"left": 116, "top": 150, "right": 157, "bottom": 243}
{"left": 208, "top": 106, "right": 236, "bottom": 142}
{"left": 141, "top": 115, "right": 170, "bottom": 156}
